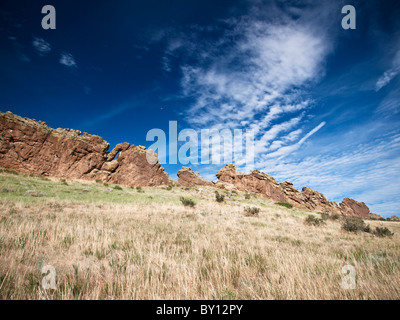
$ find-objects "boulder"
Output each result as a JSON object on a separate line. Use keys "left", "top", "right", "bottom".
{"left": 177, "top": 167, "right": 213, "bottom": 187}
{"left": 388, "top": 215, "right": 400, "bottom": 222}
{"left": 340, "top": 198, "right": 371, "bottom": 219}
{"left": 215, "top": 164, "right": 289, "bottom": 204}
{"left": 301, "top": 187, "right": 332, "bottom": 212}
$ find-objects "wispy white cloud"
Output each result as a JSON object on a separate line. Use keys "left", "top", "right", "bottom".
{"left": 59, "top": 52, "right": 77, "bottom": 68}
{"left": 376, "top": 68, "right": 400, "bottom": 91}
{"left": 32, "top": 37, "right": 51, "bottom": 56}
{"left": 376, "top": 50, "right": 400, "bottom": 91}
{"left": 265, "top": 122, "right": 326, "bottom": 159}
{"left": 173, "top": 2, "right": 333, "bottom": 166}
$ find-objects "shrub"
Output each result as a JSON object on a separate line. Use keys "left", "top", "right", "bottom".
{"left": 320, "top": 212, "right": 330, "bottom": 221}
{"left": 215, "top": 191, "right": 225, "bottom": 203}
{"left": 244, "top": 193, "right": 251, "bottom": 200}
{"left": 180, "top": 197, "right": 196, "bottom": 208}
{"left": 330, "top": 214, "right": 340, "bottom": 220}
{"left": 341, "top": 216, "right": 370, "bottom": 233}
{"left": 113, "top": 185, "right": 123, "bottom": 191}
{"left": 373, "top": 227, "right": 394, "bottom": 238}
{"left": 320, "top": 212, "right": 340, "bottom": 221}
{"left": 60, "top": 179, "right": 68, "bottom": 186}
{"left": 165, "top": 185, "right": 173, "bottom": 191}
{"left": 95, "top": 179, "right": 102, "bottom": 184}
{"left": 136, "top": 186, "right": 144, "bottom": 193}
{"left": 244, "top": 207, "right": 260, "bottom": 217}
{"left": 305, "top": 215, "right": 325, "bottom": 226}
{"left": 275, "top": 202, "right": 293, "bottom": 209}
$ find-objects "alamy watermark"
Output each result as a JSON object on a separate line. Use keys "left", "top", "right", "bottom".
{"left": 41, "top": 4, "right": 356, "bottom": 31}
{"left": 41, "top": 5, "right": 56, "bottom": 30}
{"left": 341, "top": 265, "right": 356, "bottom": 290}
{"left": 41, "top": 265, "right": 56, "bottom": 290}
{"left": 145, "top": 121, "right": 255, "bottom": 169}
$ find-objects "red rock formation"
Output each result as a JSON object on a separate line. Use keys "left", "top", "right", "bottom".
{"left": 370, "top": 213, "right": 384, "bottom": 220}
{"left": 0, "top": 111, "right": 171, "bottom": 186}
{"left": 104, "top": 146, "right": 172, "bottom": 186}
{"left": 301, "top": 187, "right": 330, "bottom": 212}
{"left": 0, "top": 111, "right": 108, "bottom": 178}
{"left": 280, "top": 181, "right": 306, "bottom": 208}
{"left": 216, "top": 164, "right": 290, "bottom": 203}
{"left": 177, "top": 167, "right": 213, "bottom": 187}
{"left": 340, "top": 198, "right": 371, "bottom": 219}
{"left": 215, "top": 164, "right": 372, "bottom": 218}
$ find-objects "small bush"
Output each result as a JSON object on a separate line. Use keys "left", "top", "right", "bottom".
{"left": 373, "top": 227, "right": 394, "bottom": 238}
{"left": 165, "top": 185, "right": 173, "bottom": 191}
{"left": 136, "top": 186, "right": 144, "bottom": 193}
{"left": 244, "top": 207, "right": 260, "bottom": 217}
{"left": 320, "top": 212, "right": 330, "bottom": 221}
{"left": 244, "top": 193, "right": 251, "bottom": 200}
{"left": 330, "top": 214, "right": 340, "bottom": 220}
{"left": 215, "top": 191, "right": 225, "bottom": 203}
{"left": 320, "top": 212, "right": 340, "bottom": 221}
{"left": 275, "top": 202, "right": 293, "bottom": 209}
{"left": 180, "top": 197, "right": 196, "bottom": 208}
{"left": 305, "top": 215, "right": 325, "bottom": 226}
{"left": 341, "top": 216, "right": 370, "bottom": 233}
{"left": 95, "top": 179, "right": 102, "bottom": 184}
{"left": 113, "top": 185, "right": 123, "bottom": 191}
{"left": 60, "top": 179, "right": 68, "bottom": 186}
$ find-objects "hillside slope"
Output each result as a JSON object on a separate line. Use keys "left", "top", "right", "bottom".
{"left": 0, "top": 171, "right": 399, "bottom": 299}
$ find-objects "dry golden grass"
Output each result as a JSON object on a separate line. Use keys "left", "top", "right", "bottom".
{"left": 0, "top": 172, "right": 399, "bottom": 299}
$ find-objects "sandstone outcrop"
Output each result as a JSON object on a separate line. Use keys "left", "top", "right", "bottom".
{"left": 0, "top": 111, "right": 171, "bottom": 186}
{"left": 215, "top": 164, "right": 371, "bottom": 218}
{"left": 370, "top": 213, "right": 384, "bottom": 220}
{"left": 280, "top": 181, "right": 305, "bottom": 207}
{"left": 301, "top": 187, "right": 340, "bottom": 214}
{"left": 216, "top": 164, "right": 290, "bottom": 203}
{"left": 339, "top": 198, "right": 371, "bottom": 219}
{"left": 177, "top": 167, "right": 213, "bottom": 187}
{"left": 97, "top": 145, "right": 173, "bottom": 186}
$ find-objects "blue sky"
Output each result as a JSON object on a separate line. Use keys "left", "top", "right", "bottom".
{"left": 0, "top": 0, "right": 399, "bottom": 217}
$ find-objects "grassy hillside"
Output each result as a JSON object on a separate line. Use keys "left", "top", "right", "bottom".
{"left": 0, "top": 170, "right": 399, "bottom": 299}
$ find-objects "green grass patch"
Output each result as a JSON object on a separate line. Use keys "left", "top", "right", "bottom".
{"left": 275, "top": 202, "right": 293, "bottom": 209}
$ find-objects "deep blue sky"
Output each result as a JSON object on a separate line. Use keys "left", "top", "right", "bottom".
{"left": 1, "top": 0, "right": 400, "bottom": 217}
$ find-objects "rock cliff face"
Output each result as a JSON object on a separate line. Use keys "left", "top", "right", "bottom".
{"left": 0, "top": 111, "right": 171, "bottom": 186}
{"left": 339, "top": 198, "right": 371, "bottom": 219}
{"left": 217, "top": 165, "right": 289, "bottom": 202}
{"left": 91, "top": 144, "right": 172, "bottom": 186}
{"left": 215, "top": 164, "right": 370, "bottom": 218}
{"left": 177, "top": 167, "right": 213, "bottom": 187}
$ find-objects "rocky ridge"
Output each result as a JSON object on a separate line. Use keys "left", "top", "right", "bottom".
{"left": 0, "top": 111, "right": 390, "bottom": 219}
{"left": 214, "top": 164, "right": 371, "bottom": 218}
